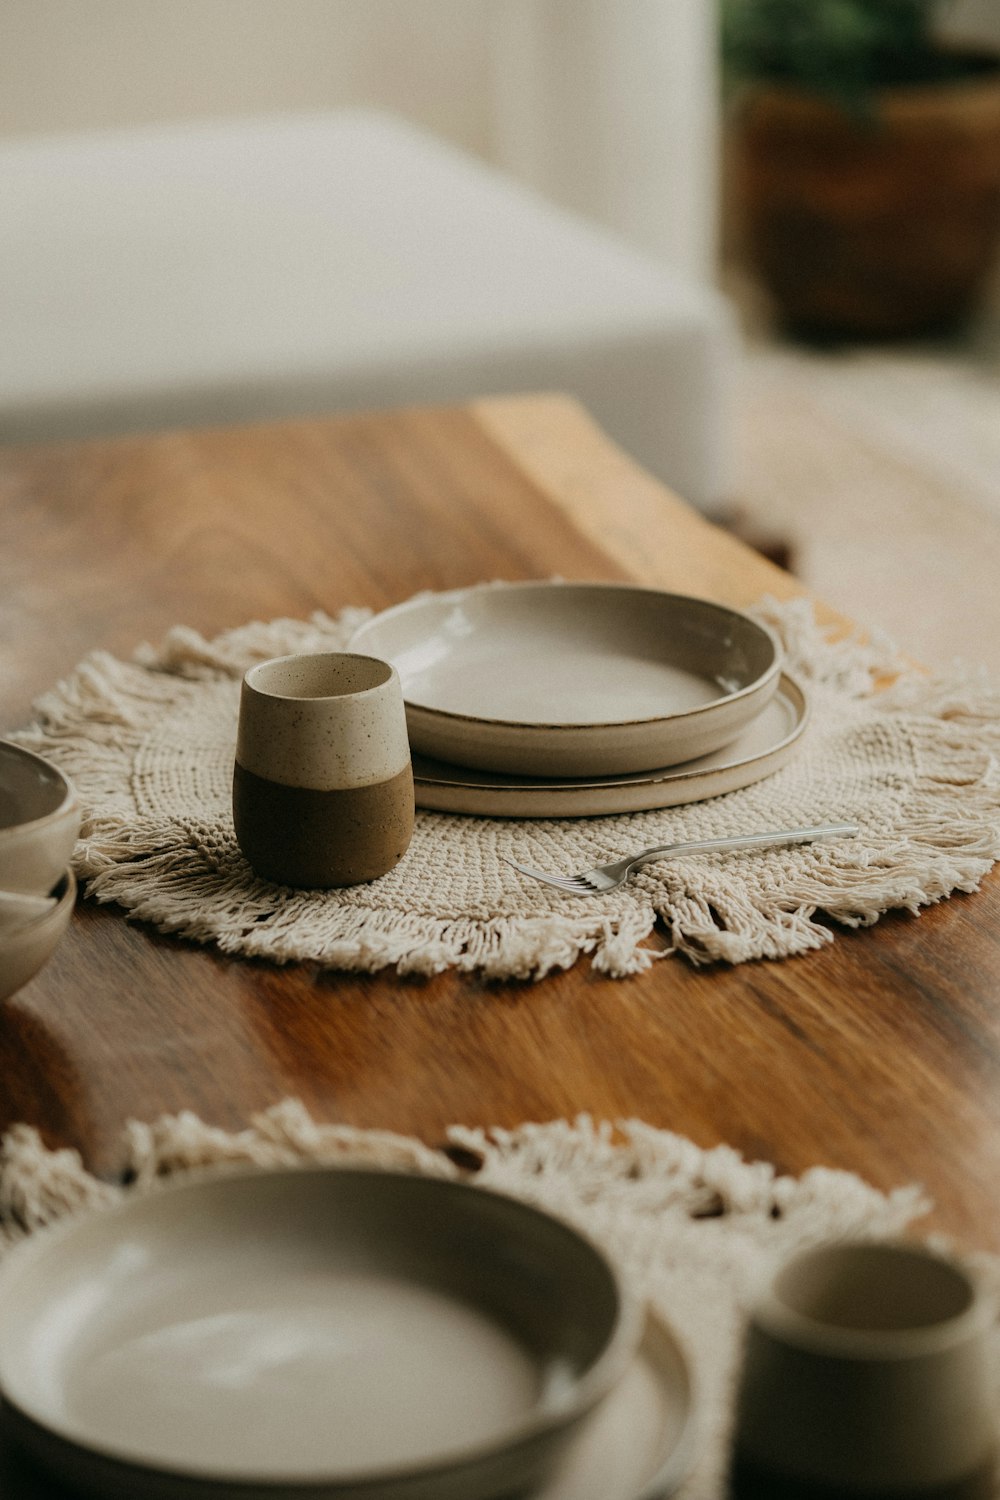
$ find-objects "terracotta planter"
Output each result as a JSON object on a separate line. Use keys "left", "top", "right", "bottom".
{"left": 732, "top": 56, "right": 1000, "bottom": 338}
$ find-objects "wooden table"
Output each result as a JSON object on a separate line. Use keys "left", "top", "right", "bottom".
{"left": 4, "top": 392, "right": 1000, "bottom": 1259}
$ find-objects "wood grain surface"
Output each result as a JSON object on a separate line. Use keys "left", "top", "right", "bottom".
{"left": 3, "top": 392, "right": 1000, "bottom": 1263}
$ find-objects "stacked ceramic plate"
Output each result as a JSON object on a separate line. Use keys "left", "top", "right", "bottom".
{"left": 349, "top": 581, "right": 804, "bottom": 817}
{"left": 0, "top": 1168, "right": 696, "bottom": 1499}
{"left": 0, "top": 740, "right": 80, "bottom": 1000}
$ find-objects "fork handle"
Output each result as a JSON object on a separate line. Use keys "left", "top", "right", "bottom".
{"left": 631, "top": 823, "right": 860, "bottom": 869}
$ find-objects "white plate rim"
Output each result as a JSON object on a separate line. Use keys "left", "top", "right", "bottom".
{"left": 349, "top": 581, "right": 782, "bottom": 748}
{"left": 536, "top": 1305, "right": 696, "bottom": 1500}
{"left": 412, "top": 673, "right": 808, "bottom": 817}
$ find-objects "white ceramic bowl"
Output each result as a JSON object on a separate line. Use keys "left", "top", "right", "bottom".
{"left": 349, "top": 582, "right": 782, "bottom": 776}
{"left": 0, "top": 1166, "right": 642, "bottom": 1500}
{"left": 0, "top": 868, "right": 76, "bottom": 1001}
{"left": 0, "top": 740, "right": 81, "bottom": 896}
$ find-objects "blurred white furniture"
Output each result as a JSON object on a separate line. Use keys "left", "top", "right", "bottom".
{"left": 489, "top": 0, "right": 719, "bottom": 281}
{"left": 0, "top": 109, "right": 736, "bottom": 507}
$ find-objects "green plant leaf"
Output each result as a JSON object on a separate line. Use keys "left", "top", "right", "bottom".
{"left": 720, "top": 0, "right": 951, "bottom": 111}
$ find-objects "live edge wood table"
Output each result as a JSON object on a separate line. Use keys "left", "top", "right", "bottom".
{"left": 3, "top": 392, "right": 1000, "bottom": 1263}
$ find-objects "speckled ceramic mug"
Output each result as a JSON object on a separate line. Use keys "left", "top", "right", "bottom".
{"left": 233, "top": 653, "right": 414, "bottom": 888}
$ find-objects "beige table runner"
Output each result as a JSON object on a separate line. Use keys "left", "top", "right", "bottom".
{"left": 4, "top": 1101, "right": 983, "bottom": 1499}
{"left": 13, "top": 592, "right": 1000, "bottom": 979}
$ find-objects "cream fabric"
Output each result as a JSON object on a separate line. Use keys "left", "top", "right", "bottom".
{"left": 13, "top": 592, "right": 1000, "bottom": 980}
{"left": 0, "top": 1101, "right": 970, "bottom": 1499}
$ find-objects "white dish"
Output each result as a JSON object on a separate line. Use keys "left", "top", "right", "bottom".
{"left": 0, "top": 869, "right": 76, "bottom": 1002}
{"left": 0, "top": 1308, "right": 694, "bottom": 1500}
{"left": 0, "top": 1166, "right": 640, "bottom": 1500}
{"left": 0, "top": 739, "right": 81, "bottom": 896}
{"left": 539, "top": 1307, "right": 694, "bottom": 1500}
{"left": 413, "top": 674, "right": 807, "bottom": 817}
{"left": 349, "top": 582, "right": 782, "bottom": 777}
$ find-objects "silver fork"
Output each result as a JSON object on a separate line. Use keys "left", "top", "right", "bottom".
{"left": 503, "top": 823, "right": 859, "bottom": 896}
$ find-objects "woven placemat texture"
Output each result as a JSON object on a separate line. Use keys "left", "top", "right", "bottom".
{"left": 12, "top": 590, "right": 1000, "bottom": 979}
{"left": 5, "top": 1102, "right": 988, "bottom": 1498}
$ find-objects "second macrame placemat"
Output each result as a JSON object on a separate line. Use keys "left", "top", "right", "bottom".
{"left": 13, "top": 590, "right": 1000, "bottom": 979}
{"left": 5, "top": 1102, "right": 987, "bottom": 1499}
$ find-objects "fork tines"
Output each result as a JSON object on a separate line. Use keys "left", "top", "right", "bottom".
{"left": 502, "top": 857, "right": 599, "bottom": 896}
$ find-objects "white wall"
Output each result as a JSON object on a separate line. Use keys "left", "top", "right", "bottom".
{"left": 0, "top": 1, "right": 495, "bottom": 156}
{"left": 0, "top": 0, "right": 720, "bottom": 284}
{"left": 488, "top": 1, "right": 719, "bottom": 286}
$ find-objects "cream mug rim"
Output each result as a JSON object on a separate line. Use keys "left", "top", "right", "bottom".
{"left": 752, "top": 1239, "right": 989, "bottom": 1362}
{"left": 243, "top": 652, "right": 396, "bottom": 703}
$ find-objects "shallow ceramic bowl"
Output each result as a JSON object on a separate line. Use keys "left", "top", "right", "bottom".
{"left": 0, "top": 869, "right": 76, "bottom": 1001}
{"left": 349, "top": 582, "right": 782, "bottom": 776}
{"left": 0, "top": 1166, "right": 641, "bottom": 1500}
{"left": 0, "top": 741, "right": 81, "bottom": 896}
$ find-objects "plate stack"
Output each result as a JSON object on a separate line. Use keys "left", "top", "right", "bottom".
{"left": 349, "top": 581, "right": 803, "bottom": 817}
{"left": 0, "top": 740, "right": 80, "bottom": 1000}
{"left": 0, "top": 1168, "right": 695, "bottom": 1499}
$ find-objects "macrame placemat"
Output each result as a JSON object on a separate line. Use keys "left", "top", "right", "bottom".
{"left": 6, "top": 1101, "right": 995, "bottom": 1499}
{"left": 13, "top": 591, "right": 1000, "bottom": 979}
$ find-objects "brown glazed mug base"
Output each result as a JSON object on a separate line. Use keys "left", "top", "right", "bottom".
{"left": 728, "top": 1450, "right": 997, "bottom": 1500}
{"left": 233, "top": 761, "right": 414, "bottom": 888}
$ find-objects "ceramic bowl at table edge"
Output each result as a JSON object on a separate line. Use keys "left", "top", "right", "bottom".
{"left": 0, "top": 1164, "right": 644, "bottom": 1500}
{"left": 0, "top": 740, "right": 82, "bottom": 896}
{"left": 348, "top": 581, "right": 783, "bottom": 777}
{"left": 0, "top": 869, "right": 76, "bottom": 1002}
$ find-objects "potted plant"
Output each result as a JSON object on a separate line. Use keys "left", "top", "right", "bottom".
{"left": 721, "top": 0, "right": 1000, "bottom": 338}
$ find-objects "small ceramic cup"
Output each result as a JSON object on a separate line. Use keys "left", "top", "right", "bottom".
{"left": 233, "top": 652, "right": 414, "bottom": 889}
{"left": 730, "top": 1239, "right": 998, "bottom": 1499}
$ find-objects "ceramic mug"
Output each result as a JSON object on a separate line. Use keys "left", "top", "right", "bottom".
{"left": 233, "top": 652, "right": 414, "bottom": 888}
{"left": 729, "top": 1239, "right": 998, "bottom": 1499}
